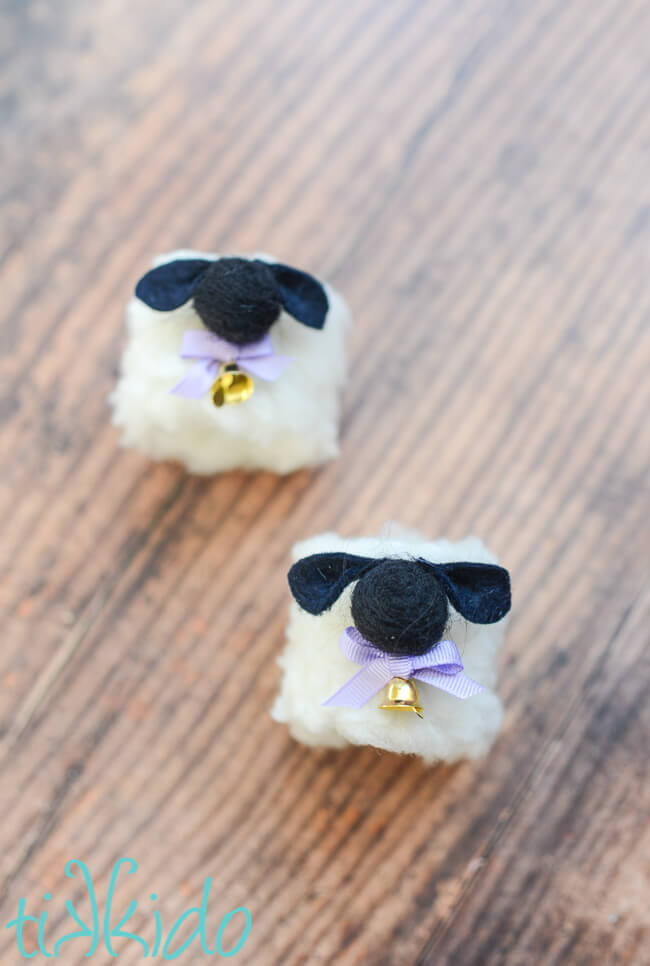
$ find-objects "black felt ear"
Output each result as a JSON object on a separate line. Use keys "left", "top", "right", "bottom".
{"left": 263, "top": 262, "right": 329, "bottom": 329}
{"left": 288, "top": 553, "right": 379, "bottom": 615}
{"left": 422, "top": 561, "right": 511, "bottom": 624}
{"left": 135, "top": 259, "right": 212, "bottom": 311}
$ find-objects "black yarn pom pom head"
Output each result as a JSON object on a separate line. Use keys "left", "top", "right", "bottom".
{"left": 351, "top": 559, "right": 449, "bottom": 656}
{"left": 193, "top": 258, "right": 282, "bottom": 345}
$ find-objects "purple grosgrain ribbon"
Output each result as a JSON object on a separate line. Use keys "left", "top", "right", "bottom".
{"left": 170, "top": 330, "right": 292, "bottom": 398}
{"left": 322, "top": 627, "right": 485, "bottom": 709}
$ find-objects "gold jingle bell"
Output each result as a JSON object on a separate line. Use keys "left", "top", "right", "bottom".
{"left": 379, "top": 677, "right": 424, "bottom": 718}
{"left": 211, "top": 362, "right": 254, "bottom": 407}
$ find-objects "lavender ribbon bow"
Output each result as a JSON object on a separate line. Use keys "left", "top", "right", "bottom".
{"left": 170, "top": 330, "right": 292, "bottom": 399}
{"left": 322, "top": 627, "right": 485, "bottom": 709}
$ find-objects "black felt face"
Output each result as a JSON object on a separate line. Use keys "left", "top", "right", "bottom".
{"left": 134, "top": 255, "right": 329, "bottom": 344}
{"left": 287, "top": 552, "right": 512, "bottom": 656}
{"left": 351, "top": 559, "right": 449, "bottom": 655}
{"left": 193, "top": 259, "right": 281, "bottom": 345}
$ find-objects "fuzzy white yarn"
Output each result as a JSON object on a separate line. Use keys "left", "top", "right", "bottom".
{"left": 272, "top": 525, "right": 508, "bottom": 764}
{"left": 110, "top": 251, "right": 351, "bottom": 474}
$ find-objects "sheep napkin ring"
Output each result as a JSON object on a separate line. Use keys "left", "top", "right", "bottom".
{"left": 272, "top": 528, "right": 512, "bottom": 764}
{"left": 111, "top": 251, "right": 351, "bottom": 475}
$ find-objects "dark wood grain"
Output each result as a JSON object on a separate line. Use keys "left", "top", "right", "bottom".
{"left": 1, "top": 0, "right": 649, "bottom": 963}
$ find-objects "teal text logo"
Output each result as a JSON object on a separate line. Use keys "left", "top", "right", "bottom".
{"left": 5, "top": 858, "right": 252, "bottom": 959}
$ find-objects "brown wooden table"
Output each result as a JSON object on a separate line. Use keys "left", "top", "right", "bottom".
{"left": 1, "top": 0, "right": 649, "bottom": 962}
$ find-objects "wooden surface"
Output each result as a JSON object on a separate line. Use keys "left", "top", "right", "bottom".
{"left": 1, "top": 0, "right": 649, "bottom": 963}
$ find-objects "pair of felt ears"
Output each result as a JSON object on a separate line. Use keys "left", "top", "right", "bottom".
{"left": 288, "top": 553, "right": 511, "bottom": 624}
{"left": 134, "top": 257, "right": 329, "bottom": 330}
